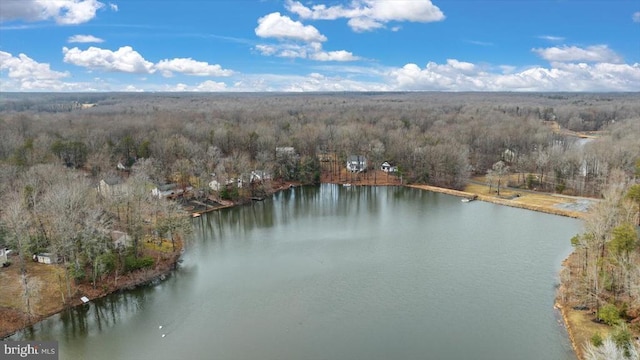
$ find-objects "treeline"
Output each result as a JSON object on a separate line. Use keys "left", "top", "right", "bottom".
{"left": 1, "top": 92, "right": 638, "bottom": 194}
{"left": 559, "top": 171, "right": 640, "bottom": 359}
{"left": 0, "top": 92, "right": 639, "bottom": 317}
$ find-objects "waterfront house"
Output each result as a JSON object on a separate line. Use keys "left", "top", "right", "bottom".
{"left": 347, "top": 155, "right": 367, "bottom": 172}
{"left": 209, "top": 176, "right": 244, "bottom": 191}
{"left": 209, "top": 179, "right": 222, "bottom": 192}
{"left": 151, "top": 183, "right": 178, "bottom": 198}
{"left": 250, "top": 170, "right": 271, "bottom": 183}
{"left": 380, "top": 161, "right": 398, "bottom": 173}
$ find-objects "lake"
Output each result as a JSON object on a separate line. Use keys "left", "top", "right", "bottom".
{"left": 10, "top": 185, "right": 581, "bottom": 360}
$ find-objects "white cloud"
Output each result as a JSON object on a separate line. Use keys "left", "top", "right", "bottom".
{"left": 0, "top": 0, "right": 105, "bottom": 25}
{"left": 109, "top": 3, "right": 118, "bottom": 12}
{"left": 532, "top": 45, "right": 623, "bottom": 63}
{"left": 632, "top": 12, "right": 640, "bottom": 22}
{"left": 255, "top": 45, "right": 279, "bottom": 56}
{"left": 4, "top": 48, "right": 639, "bottom": 92}
{"left": 62, "top": 46, "right": 235, "bottom": 78}
{"left": 229, "top": 72, "right": 388, "bottom": 92}
{"left": 255, "top": 12, "right": 327, "bottom": 42}
{"left": 63, "top": 46, "right": 155, "bottom": 73}
{"left": 124, "top": 85, "right": 144, "bottom": 92}
{"left": 347, "top": 17, "right": 384, "bottom": 32}
{"left": 0, "top": 51, "right": 71, "bottom": 91}
{"left": 68, "top": 34, "right": 104, "bottom": 43}
{"left": 280, "top": 72, "right": 387, "bottom": 92}
{"left": 311, "top": 50, "right": 360, "bottom": 61}
{"left": 387, "top": 59, "right": 640, "bottom": 91}
{"left": 256, "top": 44, "right": 307, "bottom": 59}
{"left": 155, "top": 58, "right": 233, "bottom": 77}
{"left": 256, "top": 42, "right": 360, "bottom": 62}
{"left": 0, "top": 52, "right": 66, "bottom": 80}
{"left": 195, "top": 80, "right": 228, "bottom": 91}
{"left": 285, "top": 0, "right": 445, "bottom": 32}
{"left": 538, "top": 35, "right": 565, "bottom": 42}
{"left": 466, "top": 40, "right": 493, "bottom": 46}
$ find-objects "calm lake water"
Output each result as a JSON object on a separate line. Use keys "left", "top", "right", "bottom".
{"left": 10, "top": 185, "right": 581, "bottom": 360}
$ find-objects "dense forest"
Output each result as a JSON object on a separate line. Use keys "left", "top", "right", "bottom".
{"left": 0, "top": 92, "right": 639, "bottom": 355}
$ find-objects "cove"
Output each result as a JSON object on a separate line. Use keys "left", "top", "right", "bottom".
{"left": 9, "top": 185, "right": 582, "bottom": 360}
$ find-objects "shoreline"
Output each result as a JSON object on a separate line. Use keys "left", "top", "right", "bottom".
{"left": 1, "top": 181, "right": 589, "bottom": 359}
{"left": 555, "top": 301, "right": 584, "bottom": 360}
{"left": 0, "top": 249, "right": 182, "bottom": 340}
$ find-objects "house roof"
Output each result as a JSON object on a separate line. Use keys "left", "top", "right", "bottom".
{"left": 157, "top": 183, "right": 177, "bottom": 191}
{"left": 276, "top": 146, "right": 295, "bottom": 152}
{"left": 102, "top": 176, "right": 124, "bottom": 186}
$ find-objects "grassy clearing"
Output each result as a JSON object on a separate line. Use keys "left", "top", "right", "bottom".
{"left": 142, "top": 235, "right": 175, "bottom": 252}
{"left": 563, "top": 308, "right": 612, "bottom": 360}
{"left": 0, "top": 261, "right": 69, "bottom": 316}
{"left": 463, "top": 180, "right": 588, "bottom": 218}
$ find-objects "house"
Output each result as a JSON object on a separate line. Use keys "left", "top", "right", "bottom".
{"left": 502, "top": 149, "right": 517, "bottom": 164}
{"left": 34, "top": 253, "right": 55, "bottom": 264}
{"left": 347, "top": 155, "right": 367, "bottom": 172}
{"left": 209, "top": 177, "right": 243, "bottom": 191}
{"left": 111, "top": 230, "right": 132, "bottom": 249}
{"left": 98, "top": 176, "right": 128, "bottom": 197}
{"left": 117, "top": 161, "right": 129, "bottom": 171}
{"left": 380, "top": 161, "right": 398, "bottom": 173}
{"left": 275, "top": 147, "right": 296, "bottom": 158}
{"left": 0, "top": 246, "right": 10, "bottom": 267}
{"left": 152, "top": 183, "right": 178, "bottom": 198}
{"left": 250, "top": 170, "right": 271, "bottom": 183}
{"left": 209, "top": 179, "right": 222, "bottom": 192}
{"left": 211, "top": 178, "right": 242, "bottom": 190}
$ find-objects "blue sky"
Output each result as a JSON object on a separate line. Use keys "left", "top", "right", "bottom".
{"left": 1, "top": 0, "right": 639, "bottom": 92}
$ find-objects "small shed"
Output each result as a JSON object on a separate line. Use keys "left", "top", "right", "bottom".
{"left": 35, "top": 253, "right": 55, "bottom": 264}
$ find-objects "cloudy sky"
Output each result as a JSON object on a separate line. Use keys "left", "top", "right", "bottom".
{"left": 1, "top": 0, "right": 639, "bottom": 92}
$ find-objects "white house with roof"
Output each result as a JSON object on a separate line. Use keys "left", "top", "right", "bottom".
{"left": 347, "top": 155, "right": 367, "bottom": 172}
{"left": 380, "top": 161, "right": 398, "bottom": 173}
{"left": 151, "top": 183, "right": 178, "bottom": 198}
